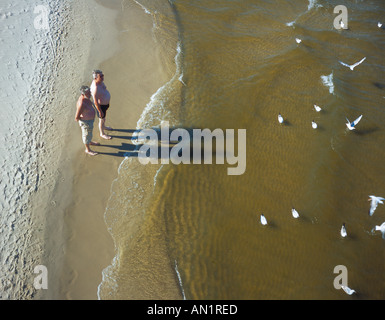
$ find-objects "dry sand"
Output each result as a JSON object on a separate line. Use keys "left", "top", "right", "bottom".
{"left": 0, "top": 0, "right": 114, "bottom": 300}
{"left": 46, "top": 0, "right": 173, "bottom": 299}
{"left": 29, "top": 0, "right": 120, "bottom": 300}
{"left": 1, "top": 0, "right": 173, "bottom": 300}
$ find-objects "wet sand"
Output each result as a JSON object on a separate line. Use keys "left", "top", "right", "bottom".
{"left": 53, "top": 0, "right": 173, "bottom": 299}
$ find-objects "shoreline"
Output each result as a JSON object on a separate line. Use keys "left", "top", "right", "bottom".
{"left": 97, "top": 0, "right": 184, "bottom": 300}
{"left": 43, "top": 0, "right": 385, "bottom": 301}
{"left": 56, "top": 0, "right": 177, "bottom": 299}
{"left": 1, "top": 0, "right": 178, "bottom": 300}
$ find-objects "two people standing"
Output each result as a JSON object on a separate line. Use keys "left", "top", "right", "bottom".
{"left": 75, "top": 70, "right": 112, "bottom": 155}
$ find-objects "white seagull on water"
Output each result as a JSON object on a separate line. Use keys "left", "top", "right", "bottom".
{"left": 341, "top": 285, "right": 356, "bottom": 295}
{"left": 378, "top": 22, "right": 383, "bottom": 28}
{"left": 375, "top": 222, "right": 385, "bottom": 239}
{"left": 278, "top": 113, "right": 284, "bottom": 124}
{"left": 260, "top": 214, "right": 268, "bottom": 226}
{"left": 345, "top": 115, "right": 362, "bottom": 130}
{"left": 292, "top": 208, "right": 300, "bottom": 219}
{"left": 340, "top": 223, "right": 347, "bottom": 238}
{"left": 314, "top": 104, "right": 322, "bottom": 112}
{"left": 312, "top": 120, "right": 318, "bottom": 129}
{"left": 295, "top": 38, "right": 302, "bottom": 44}
{"left": 368, "top": 195, "right": 385, "bottom": 216}
{"left": 339, "top": 57, "right": 366, "bottom": 71}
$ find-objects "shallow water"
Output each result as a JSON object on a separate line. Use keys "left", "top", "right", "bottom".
{"left": 100, "top": 0, "right": 385, "bottom": 299}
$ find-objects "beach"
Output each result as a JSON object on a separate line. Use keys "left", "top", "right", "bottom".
{"left": 41, "top": 0, "right": 180, "bottom": 299}
{"left": 56, "top": 0, "right": 178, "bottom": 299}
{"left": 37, "top": 0, "right": 119, "bottom": 300}
{"left": 2, "top": 0, "right": 385, "bottom": 301}
{"left": 0, "top": 0, "right": 176, "bottom": 300}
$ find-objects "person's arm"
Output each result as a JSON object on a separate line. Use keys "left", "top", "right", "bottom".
{"left": 75, "top": 99, "right": 84, "bottom": 121}
{"left": 92, "top": 87, "right": 104, "bottom": 118}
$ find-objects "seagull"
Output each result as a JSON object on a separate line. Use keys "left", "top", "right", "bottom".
{"left": 260, "top": 214, "right": 268, "bottom": 226}
{"left": 341, "top": 285, "right": 356, "bottom": 295}
{"left": 312, "top": 120, "right": 318, "bottom": 129}
{"left": 375, "top": 222, "right": 385, "bottom": 239}
{"left": 295, "top": 38, "right": 302, "bottom": 44}
{"left": 278, "top": 113, "right": 284, "bottom": 124}
{"left": 340, "top": 223, "right": 347, "bottom": 238}
{"left": 368, "top": 195, "right": 385, "bottom": 216}
{"left": 345, "top": 115, "right": 362, "bottom": 130}
{"left": 314, "top": 105, "right": 322, "bottom": 112}
{"left": 378, "top": 22, "right": 383, "bottom": 28}
{"left": 339, "top": 57, "right": 366, "bottom": 71}
{"left": 292, "top": 208, "right": 300, "bottom": 219}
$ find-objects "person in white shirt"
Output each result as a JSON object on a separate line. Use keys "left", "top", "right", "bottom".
{"left": 91, "top": 70, "right": 112, "bottom": 140}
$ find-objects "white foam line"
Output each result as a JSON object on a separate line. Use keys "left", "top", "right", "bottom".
{"left": 153, "top": 164, "right": 164, "bottom": 188}
{"left": 97, "top": 255, "right": 119, "bottom": 300}
{"left": 179, "top": 74, "right": 186, "bottom": 86}
{"left": 132, "top": 0, "right": 152, "bottom": 15}
{"left": 308, "top": 0, "right": 318, "bottom": 11}
{"left": 286, "top": 0, "right": 323, "bottom": 27}
{"left": 136, "top": 40, "right": 184, "bottom": 129}
{"left": 175, "top": 260, "right": 186, "bottom": 300}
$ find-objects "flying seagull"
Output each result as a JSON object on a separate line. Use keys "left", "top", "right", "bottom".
{"left": 339, "top": 57, "right": 366, "bottom": 70}
{"left": 312, "top": 120, "right": 318, "bottom": 129}
{"left": 368, "top": 195, "right": 385, "bottom": 216}
{"left": 340, "top": 223, "right": 347, "bottom": 238}
{"left": 260, "top": 214, "right": 268, "bottom": 226}
{"left": 278, "top": 113, "right": 284, "bottom": 124}
{"left": 292, "top": 208, "right": 299, "bottom": 219}
{"left": 314, "top": 105, "right": 322, "bottom": 112}
{"left": 341, "top": 285, "right": 356, "bottom": 295}
{"left": 375, "top": 222, "right": 385, "bottom": 239}
{"left": 345, "top": 115, "right": 362, "bottom": 130}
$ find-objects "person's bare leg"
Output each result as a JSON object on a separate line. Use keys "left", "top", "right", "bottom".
{"left": 99, "top": 118, "right": 111, "bottom": 139}
{"left": 85, "top": 144, "right": 98, "bottom": 156}
{"left": 103, "top": 117, "right": 112, "bottom": 131}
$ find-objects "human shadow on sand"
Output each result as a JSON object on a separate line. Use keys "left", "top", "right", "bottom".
{"left": 95, "top": 126, "right": 225, "bottom": 162}
{"left": 96, "top": 142, "right": 139, "bottom": 157}
{"left": 94, "top": 128, "right": 139, "bottom": 157}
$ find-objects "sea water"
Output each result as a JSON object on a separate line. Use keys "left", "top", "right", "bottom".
{"left": 99, "top": 0, "right": 385, "bottom": 299}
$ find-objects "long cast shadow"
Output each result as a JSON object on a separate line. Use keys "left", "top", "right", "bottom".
{"left": 95, "top": 126, "right": 232, "bottom": 162}
{"left": 110, "top": 128, "right": 137, "bottom": 133}
{"left": 97, "top": 142, "right": 139, "bottom": 158}
{"left": 373, "top": 82, "right": 385, "bottom": 90}
{"left": 353, "top": 126, "right": 380, "bottom": 136}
